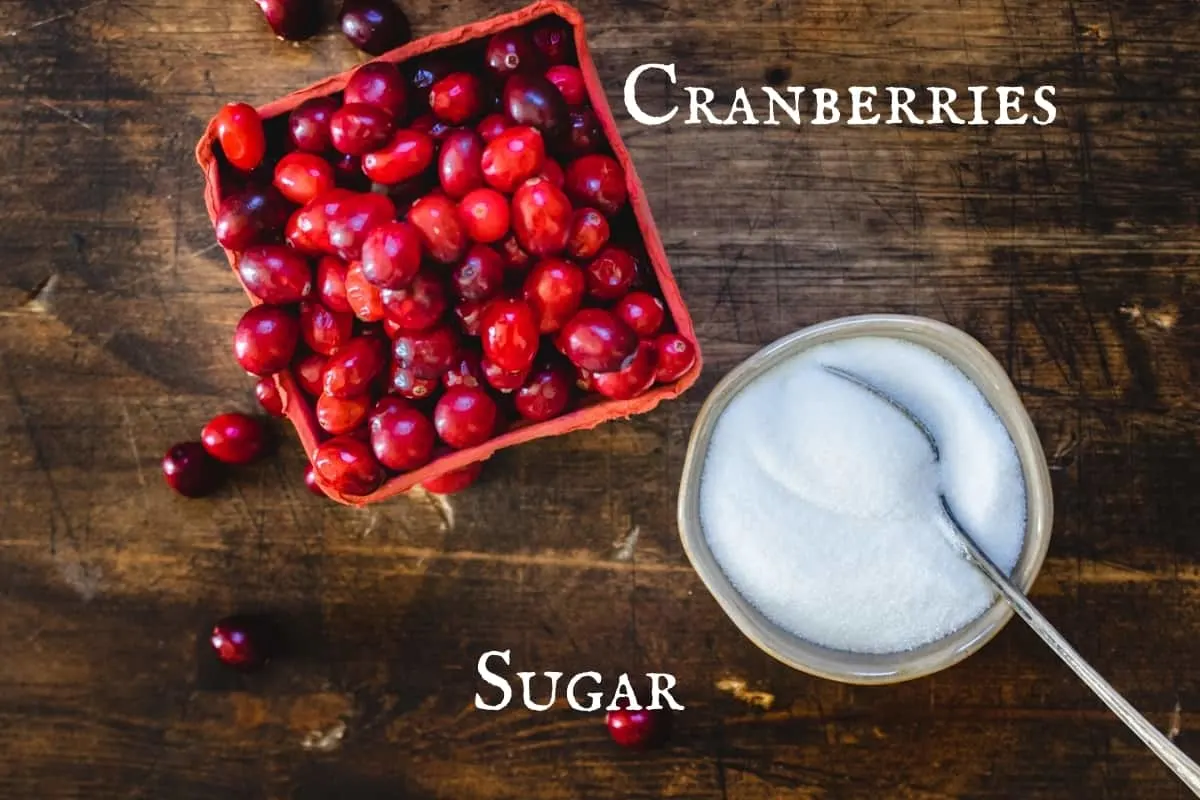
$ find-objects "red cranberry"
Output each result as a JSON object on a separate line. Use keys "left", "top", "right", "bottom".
{"left": 289, "top": 96, "right": 339, "bottom": 152}
{"left": 362, "top": 129, "right": 434, "bottom": 185}
{"left": 429, "top": 72, "right": 485, "bottom": 124}
{"left": 344, "top": 61, "right": 408, "bottom": 118}
{"left": 331, "top": 152, "right": 369, "bottom": 190}
{"left": 481, "top": 358, "right": 531, "bottom": 393}
{"left": 484, "top": 30, "right": 542, "bottom": 78}
{"left": 422, "top": 461, "right": 483, "bottom": 494}
{"left": 215, "top": 186, "right": 290, "bottom": 251}
{"left": 393, "top": 323, "right": 459, "bottom": 378}
{"left": 294, "top": 352, "right": 328, "bottom": 395}
{"left": 344, "top": 260, "right": 385, "bottom": 321}
{"left": 481, "top": 298, "right": 539, "bottom": 373}
{"left": 330, "top": 103, "right": 395, "bottom": 156}
{"left": 389, "top": 362, "right": 439, "bottom": 400}
{"left": 593, "top": 340, "right": 657, "bottom": 400}
{"left": 443, "top": 347, "right": 484, "bottom": 389}
{"left": 369, "top": 396, "right": 435, "bottom": 471}
{"left": 606, "top": 704, "right": 666, "bottom": 750}
{"left": 512, "top": 176, "right": 572, "bottom": 256}
{"left": 255, "top": 377, "right": 286, "bottom": 417}
{"left": 565, "top": 155, "right": 627, "bottom": 216}
{"left": 562, "top": 109, "right": 603, "bottom": 157}
{"left": 438, "top": 130, "right": 486, "bottom": 199}
{"left": 299, "top": 300, "right": 354, "bottom": 355}
{"left": 408, "top": 193, "right": 467, "bottom": 264}
{"left": 537, "top": 158, "right": 564, "bottom": 188}
{"left": 434, "top": 386, "right": 498, "bottom": 449}
{"left": 339, "top": 0, "right": 410, "bottom": 56}
{"left": 514, "top": 363, "right": 572, "bottom": 421}
{"left": 236, "top": 245, "right": 313, "bottom": 305}
{"left": 481, "top": 126, "right": 545, "bottom": 192}
{"left": 585, "top": 246, "right": 637, "bottom": 300}
{"left": 210, "top": 616, "right": 270, "bottom": 670}
{"left": 531, "top": 19, "right": 574, "bottom": 66}
{"left": 502, "top": 73, "right": 568, "bottom": 138}
{"left": 254, "top": 0, "right": 321, "bottom": 40}
{"left": 316, "top": 256, "right": 352, "bottom": 313}
{"left": 215, "top": 102, "right": 266, "bottom": 172}
{"left": 313, "top": 435, "right": 384, "bottom": 495}
{"left": 326, "top": 191, "right": 396, "bottom": 260}
{"left": 496, "top": 233, "right": 532, "bottom": 271}
{"left": 162, "top": 441, "right": 222, "bottom": 497}
{"left": 457, "top": 188, "right": 510, "bottom": 244}
{"left": 360, "top": 220, "right": 423, "bottom": 289}
{"left": 201, "top": 412, "right": 268, "bottom": 465}
{"left": 523, "top": 258, "right": 584, "bottom": 333}
{"left": 234, "top": 305, "right": 299, "bottom": 376}
{"left": 381, "top": 270, "right": 447, "bottom": 331}
{"left": 477, "top": 113, "right": 510, "bottom": 142}
{"left": 450, "top": 244, "right": 505, "bottom": 302}
{"left": 317, "top": 392, "right": 371, "bottom": 435}
{"left": 558, "top": 309, "right": 637, "bottom": 372}
{"left": 273, "top": 152, "right": 334, "bottom": 205}
{"left": 303, "top": 462, "right": 326, "bottom": 496}
{"left": 323, "top": 335, "right": 386, "bottom": 397}
{"left": 614, "top": 292, "right": 665, "bottom": 337}
{"left": 454, "top": 299, "right": 488, "bottom": 336}
{"left": 565, "top": 207, "right": 610, "bottom": 260}
{"left": 545, "top": 66, "right": 586, "bottom": 107}
{"left": 654, "top": 334, "right": 697, "bottom": 383}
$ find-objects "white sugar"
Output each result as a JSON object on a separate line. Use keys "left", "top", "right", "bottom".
{"left": 699, "top": 336, "right": 1026, "bottom": 654}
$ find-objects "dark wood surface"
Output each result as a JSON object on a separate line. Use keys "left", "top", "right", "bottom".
{"left": 2, "top": 0, "right": 1199, "bottom": 797}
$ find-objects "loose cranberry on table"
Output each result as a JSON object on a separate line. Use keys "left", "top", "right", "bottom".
{"left": 344, "top": 260, "right": 385, "bottom": 321}
{"left": 316, "top": 256, "right": 352, "bottom": 313}
{"left": 545, "top": 65, "right": 586, "bottom": 107}
{"left": 451, "top": 244, "right": 505, "bottom": 301}
{"left": 653, "top": 333, "right": 697, "bottom": 383}
{"left": 564, "top": 154, "right": 628, "bottom": 216}
{"left": 201, "top": 412, "right": 269, "bottom": 465}
{"left": 438, "top": 130, "right": 486, "bottom": 199}
{"left": 299, "top": 300, "right": 354, "bottom": 355}
{"left": 481, "top": 358, "right": 530, "bottom": 393}
{"left": 502, "top": 73, "right": 568, "bottom": 139}
{"left": 585, "top": 246, "right": 637, "bottom": 300}
{"left": 254, "top": 0, "right": 321, "bottom": 41}
{"left": 215, "top": 102, "right": 266, "bottom": 172}
{"left": 369, "top": 396, "right": 436, "bottom": 471}
{"left": 363, "top": 129, "right": 434, "bottom": 185}
{"left": 614, "top": 292, "right": 665, "bottom": 338}
{"left": 443, "top": 347, "right": 484, "bottom": 389}
{"left": 303, "top": 462, "right": 326, "bottom": 496}
{"left": 481, "top": 298, "right": 539, "bottom": 373}
{"left": 234, "top": 305, "right": 300, "bottom": 377}
{"left": 565, "top": 207, "right": 609, "bottom": 260}
{"left": 476, "top": 113, "right": 510, "bottom": 143}
{"left": 484, "top": 29, "right": 542, "bottom": 78}
{"left": 514, "top": 363, "right": 572, "bottom": 421}
{"left": 562, "top": 109, "right": 603, "bottom": 157}
{"left": 360, "top": 220, "right": 423, "bottom": 289}
{"left": 215, "top": 186, "right": 290, "bottom": 251}
{"left": 434, "top": 386, "right": 498, "bottom": 449}
{"left": 457, "top": 189, "right": 511, "bottom": 245}
{"left": 605, "top": 704, "right": 667, "bottom": 750}
{"left": 313, "top": 434, "right": 385, "bottom": 496}
{"left": 289, "top": 96, "right": 339, "bottom": 152}
{"left": 316, "top": 392, "right": 372, "bottom": 435}
{"left": 330, "top": 103, "right": 395, "bottom": 156}
{"left": 210, "top": 616, "right": 271, "bottom": 671}
{"left": 273, "top": 152, "right": 335, "bottom": 205}
{"left": 531, "top": 19, "right": 574, "bottom": 66}
{"left": 323, "top": 335, "right": 386, "bottom": 397}
{"left": 408, "top": 193, "right": 467, "bottom": 264}
{"left": 523, "top": 258, "right": 585, "bottom": 333}
{"left": 344, "top": 61, "right": 408, "bottom": 118}
{"left": 496, "top": 233, "right": 532, "bottom": 271}
{"left": 162, "top": 441, "right": 223, "bottom": 498}
{"left": 481, "top": 125, "right": 546, "bottom": 192}
{"left": 454, "top": 299, "right": 488, "bottom": 336}
{"left": 236, "top": 245, "right": 313, "bottom": 305}
{"left": 381, "top": 270, "right": 448, "bottom": 331}
{"left": 512, "top": 176, "right": 572, "bottom": 257}
{"left": 393, "top": 324, "right": 459, "bottom": 379}
{"left": 339, "top": 0, "right": 411, "bottom": 55}
{"left": 429, "top": 72, "right": 485, "bottom": 124}
{"left": 255, "top": 377, "right": 286, "bottom": 417}
{"left": 593, "top": 340, "right": 657, "bottom": 400}
{"left": 389, "top": 362, "right": 440, "bottom": 400}
{"left": 558, "top": 308, "right": 637, "bottom": 373}
{"left": 421, "top": 460, "right": 483, "bottom": 494}
{"left": 294, "top": 352, "right": 328, "bottom": 396}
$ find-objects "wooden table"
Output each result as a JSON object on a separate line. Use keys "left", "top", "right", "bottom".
{"left": 2, "top": 0, "right": 1198, "bottom": 797}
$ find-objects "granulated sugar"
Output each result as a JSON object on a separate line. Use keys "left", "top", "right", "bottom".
{"left": 699, "top": 336, "right": 1026, "bottom": 654}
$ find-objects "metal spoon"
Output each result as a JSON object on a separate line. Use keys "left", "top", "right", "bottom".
{"left": 823, "top": 364, "right": 1200, "bottom": 796}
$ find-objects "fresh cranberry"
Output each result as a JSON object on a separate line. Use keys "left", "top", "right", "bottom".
{"left": 236, "top": 245, "right": 312, "bottom": 305}
{"left": 272, "top": 152, "right": 334, "bottom": 206}
{"left": 162, "top": 441, "right": 222, "bottom": 497}
{"left": 289, "top": 96, "right": 339, "bottom": 152}
{"left": 429, "top": 72, "right": 485, "bottom": 124}
{"left": 434, "top": 386, "right": 498, "bottom": 449}
{"left": 502, "top": 73, "right": 568, "bottom": 138}
{"left": 422, "top": 461, "right": 483, "bottom": 494}
{"left": 443, "top": 347, "right": 484, "bottom": 389}
{"left": 514, "top": 363, "right": 572, "bottom": 421}
{"left": 545, "top": 65, "right": 586, "bottom": 107}
{"left": 409, "top": 113, "right": 459, "bottom": 142}
{"left": 255, "top": 377, "right": 286, "bottom": 417}
{"left": 326, "top": 191, "right": 396, "bottom": 260}
{"left": 565, "top": 154, "right": 627, "bottom": 216}
{"left": 512, "top": 176, "right": 572, "bottom": 257}
{"left": 614, "top": 292, "right": 665, "bottom": 337}
{"left": 654, "top": 334, "right": 697, "bottom": 383}
{"left": 362, "top": 129, "right": 434, "bottom": 185}
{"left": 476, "top": 113, "right": 510, "bottom": 142}
{"left": 210, "top": 616, "right": 270, "bottom": 670}
{"left": 344, "top": 61, "right": 408, "bottom": 118}
{"left": 234, "top": 305, "right": 299, "bottom": 376}
{"left": 558, "top": 309, "right": 637, "bottom": 372}
{"left": 323, "top": 335, "right": 386, "bottom": 397}
{"left": 313, "top": 435, "right": 384, "bottom": 495}
{"left": 393, "top": 323, "right": 459, "bottom": 378}
{"left": 339, "top": 0, "right": 410, "bottom": 55}
{"left": 201, "top": 412, "right": 268, "bottom": 465}
{"left": 454, "top": 299, "right": 487, "bottom": 336}
{"left": 457, "top": 188, "right": 510, "bottom": 244}
{"left": 537, "top": 158, "right": 564, "bottom": 188}
{"left": 331, "top": 152, "right": 369, "bottom": 190}
{"left": 316, "top": 391, "right": 371, "bottom": 435}
{"left": 381, "top": 270, "right": 447, "bottom": 331}
{"left": 215, "top": 186, "right": 290, "bottom": 251}
{"left": 585, "top": 246, "right": 637, "bottom": 300}
{"left": 562, "top": 109, "right": 603, "bottom": 157}
{"left": 344, "top": 260, "right": 385, "bottom": 321}
{"left": 574, "top": 365, "right": 595, "bottom": 392}
{"left": 254, "top": 0, "right": 321, "bottom": 41}
{"left": 565, "top": 208, "right": 609, "bottom": 260}
{"left": 369, "top": 396, "right": 435, "bottom": 471}
{"left": 593, "top": 340, "right": 657, "bottom": 400}
{"left": 215, "top": 102, "right": 266, "bottom": 172}
{"left": 497, "top": 233, "right": 532, "bottom": 271}
{"left": 299, "top": 300, "right": 353, "bottom": 355}
{"left": 294, "top": 352, "right": 328, "bottom": 395}
{"left": 408, "top": 193, "right": 466, "bottom": 264}
{"left": 484, "top": 30, "right": 542, "bottom": 78}
{"left": 360, "top": 220, "right": 423, "bottom": 289}
{"left": 606, "top": 704, "right": 667, "bottom": 750}
{"left": 303, "top": 462, "right": 326, "bottom": 496}
{"left": 481, "top": 126, "right": 545, "bottom": 192}
{"left": 316, "top": 256, "right": 352, "bottom": 313}
{"left": 446, "top": 245, "right": 503, "bottom": 302}
{"left": 408, "top": 55, "right": 454, "bottom": 104}
{"left": 531, "top": 19, "right": 574, "bottom": 66}
{"left": 437, "top": 130, "right": 486, "bottom": 199}
{"left": 481, "top": 298, "right": 539, "bottom": 373}
{"left": 523, "top": 258, "right": 584, "bottom": 333}
{"left": 330, "top": 103, "right": 395, "bottom": 156}
{"left": 481, "top": 358, "right": 531, "bottom": 393}
{"left": 389, "top": 362, "right": 439, "bottom": 400}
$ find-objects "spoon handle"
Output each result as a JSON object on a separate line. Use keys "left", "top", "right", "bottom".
{"left": 938, "top": 504, "right": 1200, "bottom": 797}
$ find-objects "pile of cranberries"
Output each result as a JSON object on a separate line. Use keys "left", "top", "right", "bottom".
{"left": 208, "top": 20, "right": 698, "bottom": 500}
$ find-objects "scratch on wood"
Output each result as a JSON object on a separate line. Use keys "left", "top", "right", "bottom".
{"left": 715, "top": 677, "right": 776, "bottom": 710}
{"left": 301, "top": 720, "right": 347, "bottom": 752}
{"left": 1121, "top": 302, "right": 1178, "bottom": 332}
{"left": 412, "top": 487, "right": 455, "bottom": 532}
{"left": 612, "top": 525, "right": 640, "bottom": 561}
{"left": 22, "top": 273, "right": 58, "bottom": 314}
{"left": 1169, "top": 699, "right": 1182, "bottom": 741}
{"left": 36, "top": 100, "right": 98, "bottom": 133}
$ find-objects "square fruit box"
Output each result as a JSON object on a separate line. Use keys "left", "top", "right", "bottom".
{"left": 195, "top": 0, "right": 701, "bottom": 506}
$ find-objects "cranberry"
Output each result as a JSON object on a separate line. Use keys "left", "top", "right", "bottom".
{"left": 215, "top": 102, "right": 266, "bottom": 172}
{"left": 313, "top": 435, "right": 384, "bottom": 496}
{"left": 360, "top": 220, "right": 423, "bottom": 289}
{"left": 531, "top": 19, "right": 574, "bottom": 66}
{"left": 565, "top": 207, "right": 609, "bottom": 260}
{"left": 565, "top": 154, "right": 627, "bottom": 216}
{"left": 200, "top": 412, "right": 268, "bottom": 465}
{"left": 481, "top": 298, "right": 539, "bottom": 373}
{"left": 316, "top": 256, "right": 352, "bottom": 313}
{"left": 162, "top": 441, "right": 222, "bottom": 497}
{"left": 326, "top": 191, "right": 396, "bottom": 260}
{"left": 369, "top": 396, "right": 435, "bottom": 471}
{"left": 294, "top": 352, "right": 328, "bottom": 395}
{"left": 514, "top": 363, "right": 572, "bottom": 421}
{"left": 273, "top": 152, "right": 334, "bottom": 205}
{"left": 585, "top": 246, "right": 637, "bottom": 300}
{"left": 236, "top": 245, "right": 313, "bottom": 305}
{"left": 574, "top": 365, "right": 595, "bottom": 392}
{"left": 476, "top": 113, "right": 510, "bottom": 142}
{"left": 654, "top": 334, "right": 697, "bottom": 383}
{"left": 443, "top": 347, "right": 484, "bottom": 389}
{"left": 215, "top": 186, "right": 290, "bottom": 251}
{"left": 558, "top": 309, "right": 637, "bottom": 372}
{"left": 393, "top": 323, "right": 459, "bottom": 378}
{"left": 234, "top": 305, "right": 299, "bottom": 376}
{"left": 451, "top": 245, "right": 505, "bottom": 303}
{"left": 344, "top": 260, "right": 385, "bottom": 321}
{"left": 562, "top": 109, "right": 603, "bottom": 157}
{"left": 389, "top": 362, "right": 439, "bottom": 400}
{"left": 496, "top": 233, "right": 532, "bottom": 271}
{"left": 481, "top": 126, "right": 545, "bottom": 192}
{"left": 484, "top": 30, "right": 542, "bottom": 78}
{"left": 323, "top": 335, "right": 386, "bottom": 397}
{"left": 331, "top": 152, "right": 369, "bottom": 190}
{"left": 339, "top": 0, "right": 410, "bottom": 56}
{"left": 303, "top": 462, "right": 326, "bottom": 496}
{"left": 454, "top": 299, "right": 487, "bottom": 336}
{"left": 344, "top": 61, "right": 408, "bottom": 118}
{"left": 481, "top": 358, "right": 531, "bottom": 393}
{"left": 408, "top": 55, "right": 454, "bottom": 103}
{"left": 254, "top": 0, "right": 321, "bottom": 41}
{"left": 614, "top": 292, "right": 665, "bottom": 337}
{"left": 437, "top": 130, "right": 486, "bottom": 199}
{"left": 429, "top": 72, "right": 485, "bottom": 124}
{"left": 593, "top": 340, "right": 657, "bottom": 400}
{"left": 408, "top": 193, "right": 466, "bottom": 264}
{"left": 289, "top": 96, "right": 339, "bottom": 152}
{"left": 299, "top": 300, "right": 353, "bottom": 355}
{"left": 502, "top": 73, "right": 568, "bottom": 139}
{"left": 545, "top": 66, "right": 586, "bottom": 107}
{"left": 255, "top": 377, "right": 286, "bottom": 417}
{"left": 434, "top": 386, "right": 498, "bottom": 449}
{"left": 457, "top": 188, "right": 510, "bottom": 244}
{"left": 606, "top": 704, "right": 667, "bottom": 750}
{"left": 537, "top": 158, "right": 564, "bottom": 188}
{"left": 330, "top": 103, "right": 395, "bottom": 156}
{"left": 361, "top": 130, "right": 433, "bottom": 185}
{"left": 523, "top": 258, "right": 585, "bottom": 333}
{"left": 317, "top": 392, "right": 371, "bottom": 435}
{"left": 381, "top": 270, "right": 447, "bottom": 331}
{"left": 210, "top": 616, "right": 270, "bottom": 670}
{"left": 422, "top": 461, "right": 483, "bottom": 494}
{"left": 512, "top": 176, "right": 572, "bottom": 257}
